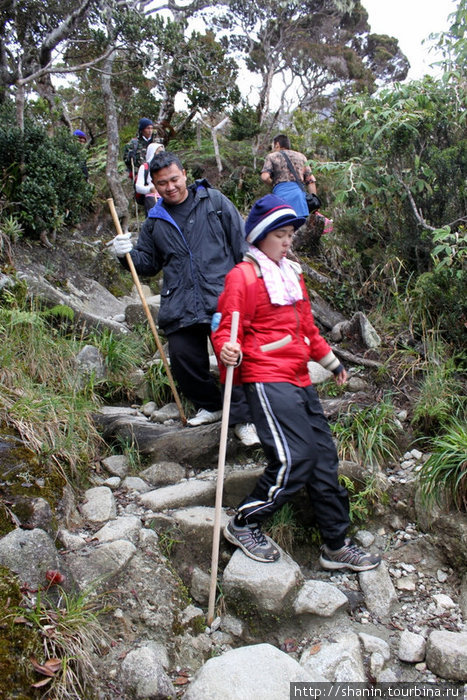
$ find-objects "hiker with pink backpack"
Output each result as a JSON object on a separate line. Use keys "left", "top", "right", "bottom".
{"left": 212, "top": 194, "right": 381, "bottom": 571}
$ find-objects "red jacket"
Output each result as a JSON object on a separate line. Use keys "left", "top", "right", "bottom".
{"left": 212, "top": 260, "right": 338, "bottom": 386}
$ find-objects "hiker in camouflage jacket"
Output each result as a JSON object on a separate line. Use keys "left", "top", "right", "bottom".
{"left": 123, "top": 118, "right": 155, "bottom": 178}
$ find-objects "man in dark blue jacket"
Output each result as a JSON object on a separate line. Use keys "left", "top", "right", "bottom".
{"left": 112, "top": 151, "right": 259, "bottom": 446}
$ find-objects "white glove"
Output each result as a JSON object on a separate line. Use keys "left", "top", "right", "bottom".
{"left": 112, "top": 232, "right": 133, "bottom": 257}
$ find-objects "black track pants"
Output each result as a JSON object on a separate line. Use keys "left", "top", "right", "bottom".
{"left": 237, "top": 382, "right": 350, "bottom": 547}
{"left": 167, "top": 324, "right": 252, "bottom": 424}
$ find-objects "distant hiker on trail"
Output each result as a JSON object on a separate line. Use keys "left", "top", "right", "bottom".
{"left": 260, "top": 134, "right": 317, "bottom": 218}
{"left": 123, "top": 118, "right": 156, "bottom": 179}
{"left": 212, "top": 194, "right": 382, "bottom": 570}
{"left": 73, "top": 129, "right": 87, "bottom": 145}
{"left": 134, "top": 142, "right": 164, "bottom": 215}
{"left": 73, "top": 129, "right": 89, "bottom": 181}
{"left": 110, "top": 151, "right": 260, "bottom": 447}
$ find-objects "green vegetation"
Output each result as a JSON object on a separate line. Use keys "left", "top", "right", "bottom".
{"left": 266, "top": 503, "right": 306, "bottom": 554}
{"left": 411, "top": 348, "right": 465, "bottom": 435}
{"left": 16, "top": 580, "right": 108, "bottom": 699}
{"left": 0, "top": 115, "right": 93, "bottom": 239}
{"left": 338, "top": 474, "right": 388, "bottom": 525}
{"left": 0, "top": 285, "right": 176, "bottom": 483}
{"left": 0, "top": 567, "right": 42, "bottom": 699}
{"left": 332, "top": 396, "right": 401, "bottom": 469}
{"left": 418, "top": 418, "right": 467, "bottom": 511}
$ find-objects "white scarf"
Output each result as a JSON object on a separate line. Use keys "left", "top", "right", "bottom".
{"left": 249, "top": 245, "right": 303, "bottom": 305}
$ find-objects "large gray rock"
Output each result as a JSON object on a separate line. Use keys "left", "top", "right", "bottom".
{"left": 0, "top": 528, "right": 62, "bottom": 589}
{"left": 139, "top": 480, "right": 216, "bottom": 510}
{"left": 223, "top": 465, "right": 265, "bottom": 506}
{"left": 300, "top": 632, "right": 366, "bottom": 682}
{"left": 101, "top": 454, "right": 130, "bottom": 478}
{"left": 172, "top": 506, "right": 229, "bottom": 538}
{"left": 16, "top": 264, "right": 129, "bottom": 334}
{"left": 425, "top": 630, "right": 467, "bottom": 681}
{"left": 63, "top": 540, "right": 136, "bottom": 591}
{"left": 81, "top": 486, "right": 116, "bottom": 523}
{"left": 293, "top": 580, "right": 348, "bottom": 617}
{"left": 183, "top": 643, "right": 318, "bottom": 700}
{"left": 125, "top": 294, "right": 161, "bottom": 328}
{"left": 74, "top": 345, "right": 106, "bottom": 382}
{"left": 413, "top": 490, "right": 467, "bottom": 568}
{"left": 120, "top": 643, "right": 175, "bottom": 699}
{"left": 223, "top": 548, "right": 302, "bottom": 614}
{"left": 140, "top": 461, "right": 185, "bottom": 486}
{"left": 398, "top": 630, "right": 426, "bottom": 663}
{"left": 94, "top": 409, "right": 228, "bottom": 466}
{"left": 359, "top": 562, "right": 398, "bottom": 619}
{"left": 94, "top": 515, "right": 142, "bottom": 544}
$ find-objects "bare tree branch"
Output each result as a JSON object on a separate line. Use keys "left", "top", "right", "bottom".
{"left": 16, "top": 46, "right": 116, "bottom": 86}
{"left": 396, "top": 175, "right": 437, "bottom": 232}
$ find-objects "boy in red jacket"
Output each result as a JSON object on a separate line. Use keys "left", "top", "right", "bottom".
{"left": 212, "top": 195, "right": 381, "bottom": 571}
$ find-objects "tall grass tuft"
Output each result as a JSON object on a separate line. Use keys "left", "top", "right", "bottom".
{"left": 18, "top": 583, "right": 109, "bottom": 700}
{"left": 418, "top": 418, "right": 467, "bottom": 511}
{"left": 411, "top": 339, "right": 465, "bottom": 435}
{"left": 266, "top": 503, "right": 306, "bottom": 554}
{"left": 0, "top": 294, "right": 103, "bottom": 477}
{"left": 332, "top": 395, "right": 400, "bottom": 469}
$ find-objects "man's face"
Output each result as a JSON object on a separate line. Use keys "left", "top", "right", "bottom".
{"left": 142, "top": 125, "right": 153, "bottom": 139}
{"left": 152, "top": 163, "right": 188, "bottom": 205}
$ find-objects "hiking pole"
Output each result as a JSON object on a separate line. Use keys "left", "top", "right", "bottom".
{"left": 107, "top": 197, "right": 187, "bottom": 425}
{"left": 207, "top": 310, "right": 239, "bottom": 625}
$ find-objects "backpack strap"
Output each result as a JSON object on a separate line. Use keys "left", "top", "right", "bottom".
{"left": 237, "top": 261, "right": 259, "bottom": 330}
{"left": 204, "top": 187, "right": 232, "bottom": 248}
{"left": 279, "top": 150, "right": 305, "bottom": 191}
{"left": 143, "top": 161, "right": 149, "bottom": 186}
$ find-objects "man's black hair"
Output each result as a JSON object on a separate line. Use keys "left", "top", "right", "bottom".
{"left": 149, "top": 151, "right": 184, "bottom": 175}
{"left": 273, "top": 134, "right": 291, "bottom": 149}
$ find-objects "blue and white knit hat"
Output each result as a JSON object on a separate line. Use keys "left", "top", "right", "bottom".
{"left": 245, "top": 194, "right": 307, "bottom": 244}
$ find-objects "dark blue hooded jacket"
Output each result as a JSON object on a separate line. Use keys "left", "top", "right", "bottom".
{"left": 122, "top": 179, "right": 246, "bottom": 335}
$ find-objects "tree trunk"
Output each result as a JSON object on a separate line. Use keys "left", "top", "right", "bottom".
{"left": 101, "top": 49, "right": 129, "bottom": 232}
{"left": 15, "top": 82, "right": 25, "bottom": 132}
{"left": 15, "top": 58, "right": 25, "bottom": 131}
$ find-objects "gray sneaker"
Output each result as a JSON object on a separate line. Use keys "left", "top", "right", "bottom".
{"left": 320, "top": 538, "right": 381, "bottom": 572}
{"left": 224, "top": 517, "right": 280, "bottom": 563}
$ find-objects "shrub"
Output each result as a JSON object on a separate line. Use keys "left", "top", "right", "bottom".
{"left": 0, "top": 118, "right": 93, "bottom": 238}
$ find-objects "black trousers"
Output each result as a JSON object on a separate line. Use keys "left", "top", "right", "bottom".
{"left": 237, "top": 382, "right": 350, "bottom": 549}
{"left": 167, "top": 324, "right": 252, "bottom": 425}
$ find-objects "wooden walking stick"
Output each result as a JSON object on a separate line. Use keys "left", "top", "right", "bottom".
{"left": 207, "top": 310, "right": 240, "bottom": 625}
{"left": 107, "top": 197, "right": 187, "bottom": 425}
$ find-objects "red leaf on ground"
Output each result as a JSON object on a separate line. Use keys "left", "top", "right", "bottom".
{"left": 173, "top": 677, "right": 189, "bottom": 685}
{"left": 45, "top": 570, "right": 65, "bottom": 586}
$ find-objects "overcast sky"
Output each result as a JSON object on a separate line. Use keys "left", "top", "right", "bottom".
{"left": 363, "top": 0, "right": 457, "bottom": 80}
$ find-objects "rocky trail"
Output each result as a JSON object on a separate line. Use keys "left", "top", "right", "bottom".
{"left": 0, "top": 231, "right": 466, "bottom": 699}
{"left": 2, "top": 396, "right": 466, "bottom": 699}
